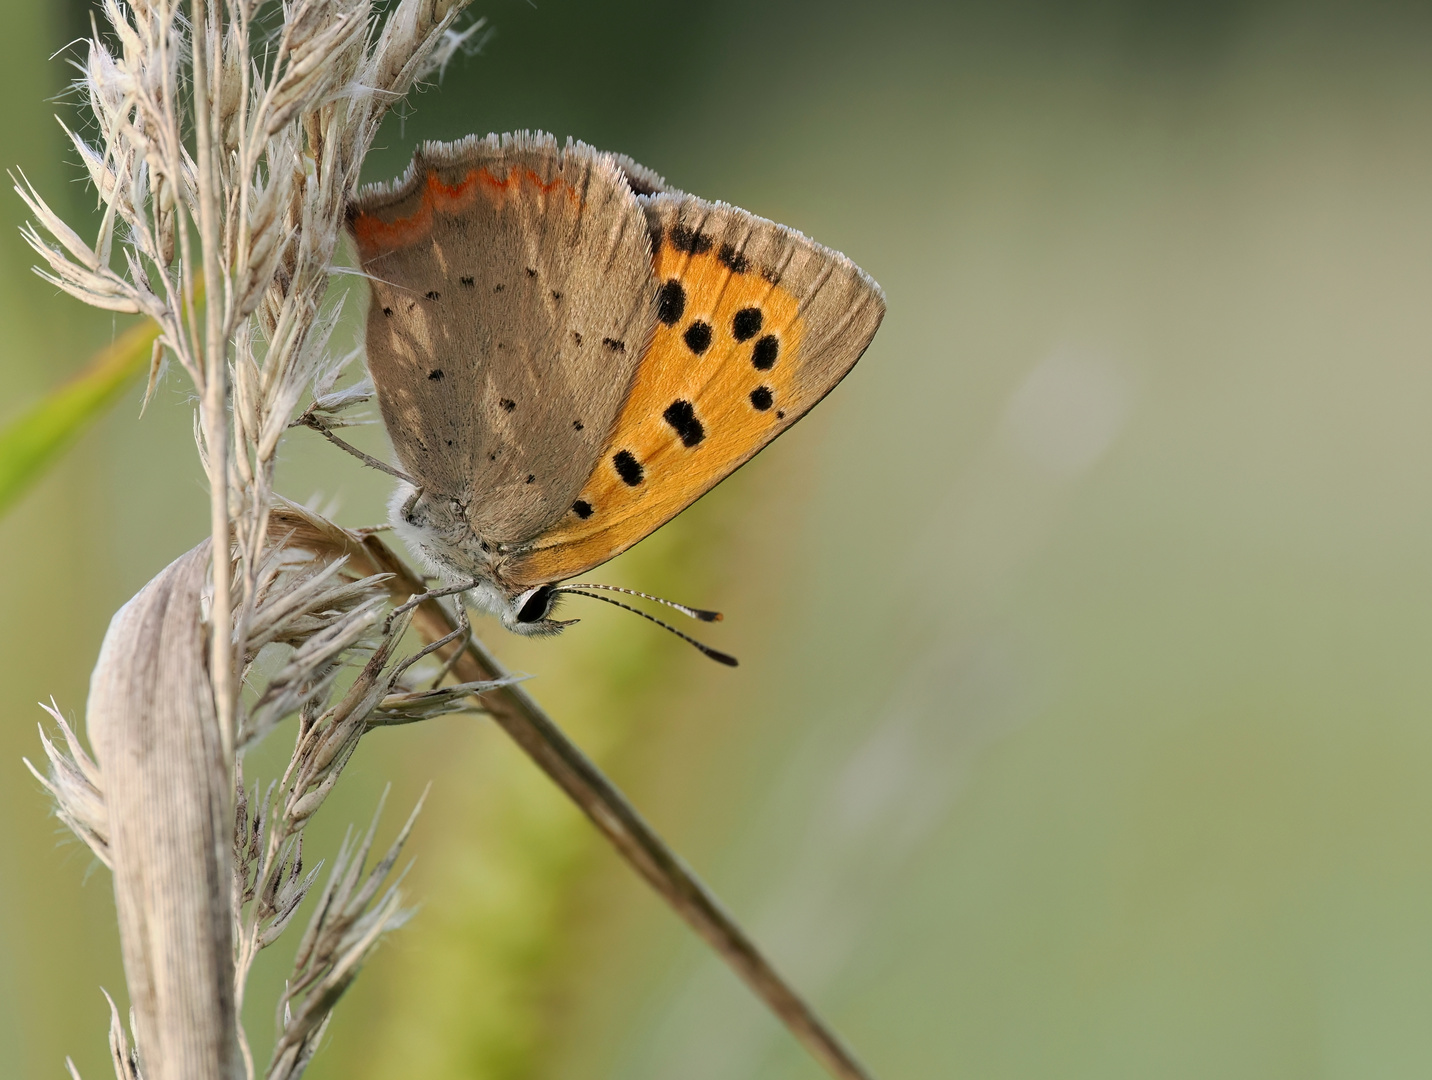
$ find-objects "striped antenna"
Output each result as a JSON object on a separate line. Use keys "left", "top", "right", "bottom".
{"left": 559, "top": 582, "right": 723, "bottom": 622}
{"left": 553, "top": 588, "right": 737, "bottom": 666}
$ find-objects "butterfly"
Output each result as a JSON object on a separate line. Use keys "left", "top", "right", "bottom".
{"left": 346, "top": 132, "right": 884, "bottom": 661}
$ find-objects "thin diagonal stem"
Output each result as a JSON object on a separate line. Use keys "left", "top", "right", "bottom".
{"left": 275, "top": 511, "right": 878, "bottom": 1080}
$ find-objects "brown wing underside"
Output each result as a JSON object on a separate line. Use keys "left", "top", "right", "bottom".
{"left": 350, "top": 132, "right": 657, "bottom": 544}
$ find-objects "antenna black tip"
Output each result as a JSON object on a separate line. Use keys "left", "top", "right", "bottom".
{"left": 705, "top": 648, "right": 739, "bottom": 667}
{"left": 693, "top": 608, "right": 724, "bottom": 622}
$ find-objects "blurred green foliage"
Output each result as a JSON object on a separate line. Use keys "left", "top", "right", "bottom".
{"left": 7, "top": 2, "right": 1432, "bottom": 1080}
{"left": 0, "top": 319, "right": 154, "bottom": 519}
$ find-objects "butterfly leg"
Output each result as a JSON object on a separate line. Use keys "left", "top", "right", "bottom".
{"left": 398, "top": 483, "right": 424, "bottom": 524}
{"left": 387, "top": 584, "right": 475, "bottom": 688}
{"left": 338, "top": 483, "right": 426, "bottom": 540}
{"left": 389, "top": 576, "right": 481, "bottom": 616}
{"left": 426, "top": 601, "right": 472, "bottom": 689}
{"left": 295, "top": 411, "right": 417, "bottom": 485}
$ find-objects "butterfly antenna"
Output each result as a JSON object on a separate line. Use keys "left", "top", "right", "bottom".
{"left": 560, "top": 582, "right": 723, "bottom": 622}
{"left": 554, "top": 589, "right": 738, "bottom": 666}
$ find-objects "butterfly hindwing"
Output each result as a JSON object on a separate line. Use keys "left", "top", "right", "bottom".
{"left": 502, "top": 193, "right": 886, "bottom": 587}
{"left": 350, "top": 132, "right": 656, "bottom": 545}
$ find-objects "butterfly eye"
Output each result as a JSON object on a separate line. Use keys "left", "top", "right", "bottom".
{"left": 516, "top": 584, "right": 556, "bottom": 623}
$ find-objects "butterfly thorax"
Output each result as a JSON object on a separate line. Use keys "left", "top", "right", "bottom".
{"left": 388, "top": 484, "right": 560, "bottom": 634}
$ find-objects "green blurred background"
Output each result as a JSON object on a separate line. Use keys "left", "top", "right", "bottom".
{"left": 6, "top": 0, "right": 1432, "bottom": 1076}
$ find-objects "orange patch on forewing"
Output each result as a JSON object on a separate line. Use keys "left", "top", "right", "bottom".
{"left": 505, "top": 244, "right": 806, "bottom": 585}
{"left": 351, "top": 167, "right": 575, "bottom": 259}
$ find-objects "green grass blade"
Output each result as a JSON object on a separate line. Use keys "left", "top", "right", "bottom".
{"left": 0, "top": 318, "right": 158, "bottom": 518}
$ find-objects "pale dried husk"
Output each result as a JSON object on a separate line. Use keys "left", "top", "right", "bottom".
{"left": 88, "top": 542, "right": 240, "bottom": 1080}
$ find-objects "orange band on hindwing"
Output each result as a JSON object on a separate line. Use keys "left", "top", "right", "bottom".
{"left": 351, "top": 167, "right": 578, "bottom": 259}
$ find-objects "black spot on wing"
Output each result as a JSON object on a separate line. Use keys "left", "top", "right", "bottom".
{"left": 573, "top": 419, "right": 584, "bottom": 431}
{"left": 718, "top": 243, "right": 750, "bottom": 273}
{"left": 684, "top": 321, "right": 713, "bottom": 355}
{"left": 732, "top": 307, "right": 763, "bottom": 342}
{"left": 526, "top": 267, "right": 538, "bottom": 277}
{"left": 573, "top": 499, "right": 594, "bottom": 519}
{"left": 460, "top": 275, "right": 475, "bottom": 287}
{"left": 551, "top": 290, "right": 563, "bottom": 302}
{"left": 613, "top": 450, "right": 644, "bottom": 486}
{"left": 526, "top": 474, "right": 535, "bottom": 484}
{"left": 669, "top": 224, "right": 713, "bottom": 255}
{"left": 657, "top": 280, "right": 686, "bottom": 326}
{"left": 602, "top": 337, "right": 627, "bottom": 353}
{"left": 382, "top": 306, "right": 393, "bottom": 317}
{"left": 428, "top": 369, "right": 444, "bottom": 381}
{"left": 500, "top": 398, "right": 516, "bottom": 412}
{"left": 750, "top": 386, "right": 774, "bottom": 411}
{"left": 752, "top": 335, "right": 779, "bottom": 370}
{"left": 573, "top": 331, "right": 584, "bottom": 347}
{"left": 663, "top": 400, "right": 706, "bottom": 447}
{"left": 425, "top": 290, "right": 440, "bottom": 301}
{"left": 494, "top": 283, "right": 505, "bottom": 293}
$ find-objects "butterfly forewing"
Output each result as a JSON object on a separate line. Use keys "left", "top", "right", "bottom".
{"left": 502, "top": 193, "right": 886, "bottom": 587}
{"left": 350, "top": 132, "right": 656, "bottom": 545}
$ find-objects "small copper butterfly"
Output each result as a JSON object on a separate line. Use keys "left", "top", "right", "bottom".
{"left": 347, "top": 132, "right": 885, "bottom": 660}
